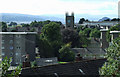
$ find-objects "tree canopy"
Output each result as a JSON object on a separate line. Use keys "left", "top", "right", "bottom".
{"left": 59, "top": 43, "right": 75, "bottom": 62}
{"left": 39, "top": 22, "right": 62, "bottom": 57}
{"left": 90, "top": 28, "right": 100, "bottom": 38}
{"left": 106, "top": 24, "right": 120, "bottom": 42}
{"left": 99, "top": 38, "right": 120, "bottom": 76}
{"left": 61, "top": 28, "right": 80, "bottom": 48}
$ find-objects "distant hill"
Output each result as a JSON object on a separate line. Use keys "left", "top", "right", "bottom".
{"left": 1, "top": 13, "right": 64, "bottom": 24}
{"left": 99, "top": 17, "right": 111, "bottom": 22}
{"left": 0, "top": 13, "right": 117, "bottom": 24}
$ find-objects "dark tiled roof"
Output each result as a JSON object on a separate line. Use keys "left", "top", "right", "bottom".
{"left": 20, "top": 58, "right": 106, "bottom": 77}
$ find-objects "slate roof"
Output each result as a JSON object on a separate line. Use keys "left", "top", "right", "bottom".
{"left": 20, "top": 58, "right": 106, "bottom": 77}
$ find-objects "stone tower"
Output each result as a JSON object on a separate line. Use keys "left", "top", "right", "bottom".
{"left": 65, "top": 12, "right": 74, "bottom": 28}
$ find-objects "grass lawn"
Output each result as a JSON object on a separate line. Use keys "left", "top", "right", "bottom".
{"left": 58, "top": 62, "right": 67, "bottom": 64}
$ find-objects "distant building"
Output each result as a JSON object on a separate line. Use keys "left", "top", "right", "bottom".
{"left": 77, "top": 21, "right": 119, "bottom": 29}
{"left": 65, "top": 12, "right": 74, "bottom": 28}
{"left": 0, "top": 32, "right": 37, "bottom": 65}
{"left": 100, "top": 29, "right": 109, "bottom": 49}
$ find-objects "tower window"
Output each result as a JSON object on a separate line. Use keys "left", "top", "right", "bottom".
{"left": 67, "top": 20, "right": 71, "bottom": 23}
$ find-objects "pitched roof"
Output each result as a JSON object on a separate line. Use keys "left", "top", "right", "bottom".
{"left": 20, "top": 58, "right": 106, "bottom": 76}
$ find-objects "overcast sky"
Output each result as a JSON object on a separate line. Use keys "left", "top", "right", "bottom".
{"left": 0, "top": 0, "right": 118, "bottom": 15}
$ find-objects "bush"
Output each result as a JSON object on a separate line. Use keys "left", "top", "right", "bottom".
{"left": 59, "top": 43, "right": 75, "bottom": 62}
{"left": 99, "top": 38, "right": 120, "bottom": 76}
{"left": 0, "top": 57, "right": 21, "bottom": 77}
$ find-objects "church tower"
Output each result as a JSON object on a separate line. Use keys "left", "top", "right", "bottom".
{"left": 65, "top": 12, "right": 74, "bottom": 28}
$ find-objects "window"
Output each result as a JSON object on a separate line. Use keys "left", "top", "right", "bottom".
{"left": 16, "top": 62, "right": 18, "bottom": 64}
{"left": 16, "top": 35, "right": 21, "bottom": 38}
{"left": 17, "top": 47, "right": 20, "bottom": 49}
{"left": 9, "top": 35, "right": 13, "bottom": 37}
{"left": 10, "top": 52, "right": 13, "bottom": 56}
{"left": 10, "top": 46, "right": 13, "bottom": 50}
{"left": 67, "top": 20, "right": 71, "bottom": 23}
{"left": 2, "top": 40, "right": 5, "bottom": 44}
{"left": 2, "top": 52, "right": 5, "bottom": 56}
{"left": 1, "top": 46, "right": 5, "bottom": 49}
{"left": 16, "top": 53, "right": 18, "bottom": 55}
{"left": 9, "top": 40, "right": 13, "bottom": 44}
{"left": 16, "top": 41, "right": 20, "bottom": 44}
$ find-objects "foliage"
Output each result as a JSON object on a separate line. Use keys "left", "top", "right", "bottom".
{"left": 106, "top": 24, "right": 120, "bottom": 42}
{"left": 30, "top": 20, "right": 51, "bottom": 27}
{"left": 82, "top": 28, "right": 92, "bottom": 37}
{"left": 61, "top": 28, "right": 80, "bottom": 48}
{"left": 76, "top": 26, "right": 85, "bottom": 32}
{"left": 0, "top": 22, "right": 7, "bottom": 31}
{"left": 99, "top": 38, "right": 120, "bottom": 76}
{"left": 41, "top": 22, "right": 62, "bottom": 57}
{"left": 31, "top": 61, "right": 37, "bottom": 68}
{"left": 37, "top": 37, "right": 54, "bottom": 58}
{"left": 8, "top": 22, "right": 17, "bottom": 26}
{"left": 41, "top": 22, "right": 61, "bottom": 42}
{"left": 30, "top": 28, "right": 36, "bottom": 32}
{"left": 0, "top": 57, "right": 21, "bottom": 77}
{"left": 79, "top": 31, "right": 91, "bottom": 47}
{"left": 59, "top": 43, "right": 75, "bottom": 62}
{"left": 90, "top": 28, "right": 100, "bottom": 38}
{"left": 111, "top": 18, "right": 120, "bottom": 21}
{"left": 58, "top": 62, "right": 67, "bottom": 64}
{"left": 79, "top": 18, "right": 85, "bottom": 24}
{"left": 21, "top": 23, "right": 30, "bottom": 27}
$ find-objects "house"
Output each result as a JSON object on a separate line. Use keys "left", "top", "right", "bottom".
{"left": 0, "top": 32, "right": 37, "bottom": 65}
{"left": 82, "top": 21, "right": 119, "bottom": 29}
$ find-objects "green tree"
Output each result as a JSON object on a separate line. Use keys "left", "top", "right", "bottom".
{"left": 0, "top": 57, "right": 21, "bottom": 77}
{"left": 90, "top": 28, "right": 100, "bottom": 38}
{"left": 37, "top": 35, "right": 54, "bottom": 58}
{"left": 76, "top": 26, "right": 85, "bottom": 32}
{"left": 79, "top": 31, "right": 90, "bottom": 47}
{"left": 61, "top": 28, "right": 80, "bottom": 48}
{"left": 8, "top": 22, "right": 17, "bottom": 26}
{"left": 106, "top": 24, "right": 120, "bottom": 42}
{"left": 41, "top": 22, "right": 61, "bottom": 42}
{"left": 79, "top": 18, "right": 85, "bottom": 24}
{"left": 59, "top": 43, "right": 75, "bottom": 62}
{"left": 21, "top": 23, "right": 30, "bottom": 27}
{"left": 40, "top": 22, "right": 62, "bottom": 57}
{"left": 99, "top": 38, "right": 120, "bottom": 76}
{"left": 0, "top": 22, "right": 7, "bottom": 32}
{"left": 82, "top": 28, "right": 92, "bottom": 37}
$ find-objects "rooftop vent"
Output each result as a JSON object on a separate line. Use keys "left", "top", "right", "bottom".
{"left": 54, "top": 73, "right": 59, "bottom": 77}
{"left": 79, "top": 69, "right": 85, "bottom": 75}
{"left": 45, "top": 60, "right": 53, "bottom": 63}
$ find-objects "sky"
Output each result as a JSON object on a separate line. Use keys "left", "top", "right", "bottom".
{"left": 0, "top": 0, "right": 119, "bottom": 16}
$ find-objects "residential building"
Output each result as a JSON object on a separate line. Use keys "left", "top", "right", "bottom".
{"left": 0, "top": 32, "right": 37, "bottom": 65}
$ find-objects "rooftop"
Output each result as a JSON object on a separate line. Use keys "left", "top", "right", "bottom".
{"left": 20, "top": 58, "right": 106, "bottom": 76}
{"left": 100, "top": 29, "right": 108, "bottom": 32}
{"left": 110, "top": 31, "right": 120, "bottom": 34}
{"left": 0, "top": 32, "right": 37, "bottom": 34}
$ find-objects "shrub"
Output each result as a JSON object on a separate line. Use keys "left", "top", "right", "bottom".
{"left": 59, "top": 43, "right": 75, "bottom": 62}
